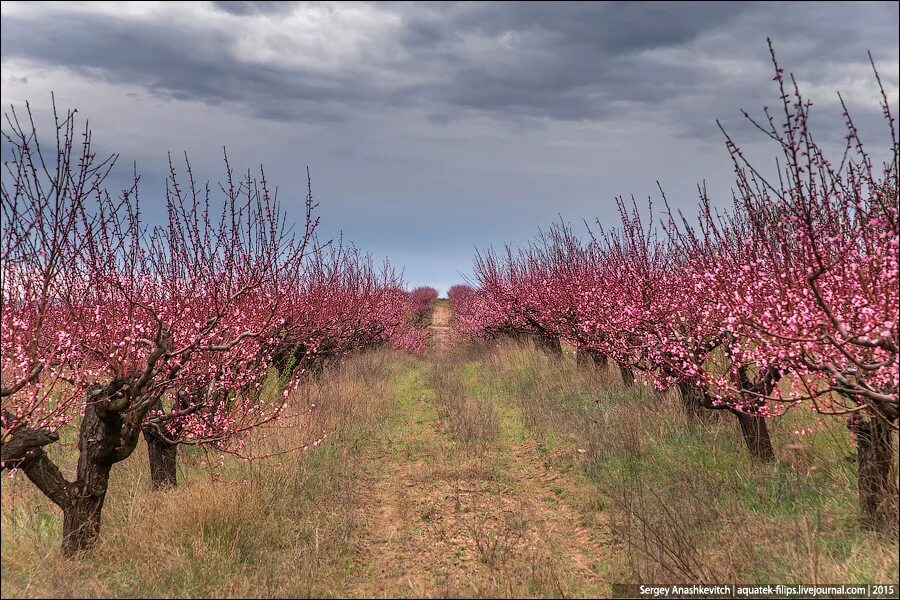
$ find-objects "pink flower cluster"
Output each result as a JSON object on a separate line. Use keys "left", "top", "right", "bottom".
{"left": 390, "top": 328, "right": 428, "bottom": 354}
{"left": 270, "top": 246, "right": 429, "bottom": 371}
{"left": 407, "top": 286, "right": 439, "bottom": 328}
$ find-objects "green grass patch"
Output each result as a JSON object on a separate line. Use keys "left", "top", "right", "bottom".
{"left": 485, "top": 341, "right": 899, "bottom": 585}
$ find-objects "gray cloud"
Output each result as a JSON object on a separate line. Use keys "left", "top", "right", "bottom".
{"left": 4, "top": 2, "right": 894, "bottom": 131}
{"left": 1, "top": 7, "right": 368, "bottom": 122}
{"left": 211, "top": 1, "right": 302, "bottom": 16}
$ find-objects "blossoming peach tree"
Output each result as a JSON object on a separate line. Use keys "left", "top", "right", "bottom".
{"left": 688, "top": 42, "right": 898, "bottom": 530}
{"left": 1, "top": 101, "right": 314, "bottom": 553}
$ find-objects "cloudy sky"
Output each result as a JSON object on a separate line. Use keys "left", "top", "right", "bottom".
{"left": 2, "top": 1, "right": 898, "bottom": 293}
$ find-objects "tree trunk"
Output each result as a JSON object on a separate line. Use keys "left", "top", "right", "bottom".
{"left": 677, "top": 380, "right": 710, "bottom": 420}
{"left": 852, "top": 415, "right": 897, "bottom": 535}
{"left": 144, "top": 428, "right": 178, "bottom": 490}
{"left": 590, "top": 352, "right": 609, "bottom": 368}
{"left": 620, "top": 365, "right": 636, "bottom": 386}
{"left": 576, "top": 350, "right": 593, "bottom": 368}
{"left": 577, "top": 349, "right": 608, "bottom": 369}
{"left": 1, "top": 411, "right": 116, "bottom": 555}
{"left": 61, "top": 462, "right": 109, "bottom": 554}
{"left": 3, "top": 376, "right": 154, "bottom": 555}
{"left": 533, "top": 332, "right": 562, "bottom": 356}
{"left": 736, "top": 412, "right": 775, "bottom": 461}
{"left": 271, "top": 342, "right": 292, "bottom": 377}
{"left": 308, "top": 354, "right": 327, "bottom": 376}
{"left": 730, "top": 364, "right": 777, "bottom": 461}
{"left": 59, "top": 379, "right": 145, "bottom": 554}
{"left": 273, "top": 342, "right": 305, "bottom": 382}
{"left": 60, "top": 393, "right": 123, "bottom": 554}
{"left": 62, "top": 491, "right": 106, "bottom": 555}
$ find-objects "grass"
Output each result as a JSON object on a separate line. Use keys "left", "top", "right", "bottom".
{"left": 2, "top": 341, "right": 897, "bottom": 597}
{"left": 487, "top": 340, "right": 900, "bottom": 585}
{"left": 426, "top": 350, "right": 500, "bottom": 452}
{"left": 1, "top": 350, "right": 397, "bottom": 598}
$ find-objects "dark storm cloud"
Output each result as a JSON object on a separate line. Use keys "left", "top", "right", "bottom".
{"left": 0, "top": 6, "right": 366, "bottom": 123}
{"left": 378, "top": 1, "right": 754, "bottom": 121}
{"left": 4, "top": 1, "right": 894, "bottom": 133}
{"left": 211, "top": 1, "right": 301, "bottom": 16}
{"left": 399, "top": 2, "right": 746, "bottom": 55}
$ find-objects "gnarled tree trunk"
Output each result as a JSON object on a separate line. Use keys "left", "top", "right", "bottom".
{"left": 3, "top": 379, "right": 148, "bottom": 555}
{"left": 62, "top": 489, "right": 107, "bottom": 555}
{"left": 143, "top": 397, "right": 178, "bottom": 490}
{"left": 676, "top": 380, "right": 712, "bottom": 421}
{"left": 735, "top": 412, "right": 775, "bottom": 461}
{"left": 272, "top": 341, "right": 307, "bottom": 382}
{"left": 577, "top": 349, "right": 608, "bottom": 369}
{"left": 851, "top": 415, "right": 898, "bottom": 535}
{"left": 144, "top": 428, "right": 178, "bottom": 490}
{"left": 533, "top": 331, "right": 562, "bottom": 356}
{"left": 619, "top": 364, "right": 636, "bottom": 386}
{"left": 733, "top": 365, "right": 778, "bottom": 461}
{"left": 590, "top": 352, "right": 608, "bottom": 368}
{"left": 61, "top": 385, "right": 131, "bottom": 553}
{"left": 576, "top": 350, "right": 593, "bottom": 368}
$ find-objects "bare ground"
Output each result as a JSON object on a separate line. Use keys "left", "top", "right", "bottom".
{"left": 345, "top": 364, "right": 613, "bottom": 598}
{"left": 427, "top": 302, "right": 452, "bottom": 349}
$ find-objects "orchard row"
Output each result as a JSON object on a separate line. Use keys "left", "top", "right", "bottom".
{"left": 449, "top": 44, "right": 898, "bottom": 534}
{"left": 0, "top": 100, "right": 438, "bottom": 553}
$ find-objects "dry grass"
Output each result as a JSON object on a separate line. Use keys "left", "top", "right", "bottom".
{"left": 358, "top": 351, "right": 611, "bottom": 598}
{"left": 1, "top": 350, "right": 395, "bottom": 598}
{"left": 2, "top": 346, "right": 611, "bottom": 598}
{"left": 488, "top": 340, "right": 900, "bottom": 585}
{"left": 427, "top": 347, "right": 500, "bottom": 452}
{"left": 3, "top": 341, "right": 896, "bottom": 597}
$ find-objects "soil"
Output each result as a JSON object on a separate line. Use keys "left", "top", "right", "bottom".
{"left": 345, "top": 353, "right": 613, "bottom": 597}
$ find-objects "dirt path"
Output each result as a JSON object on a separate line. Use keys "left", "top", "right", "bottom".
{"left": 346, "top": 363, "right": 612, "bottom": 598}
{"left": 427, "top": 301, "right": 452, "bottom": 349}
